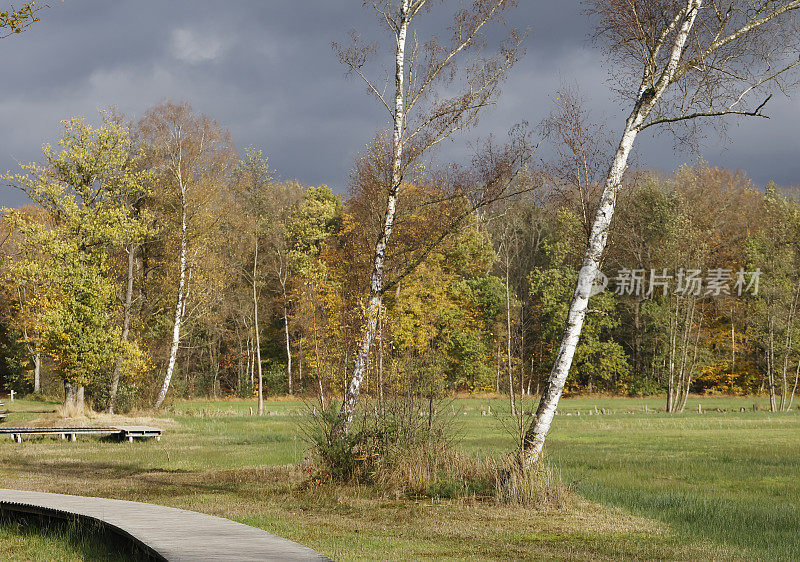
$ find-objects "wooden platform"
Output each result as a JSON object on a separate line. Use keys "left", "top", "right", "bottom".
{"left": 0, "top": 426, "right": 163, "bottom": 443}
{"left": 0, "top": 401, "right": 6, "bottom": 423}
{"left": 0, "top": 489, "right": 329, "bottom": 561}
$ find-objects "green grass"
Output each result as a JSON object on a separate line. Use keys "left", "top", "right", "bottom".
{"left": 0, "top": 519, "right": 133, "bottom": 561}
{"left": 0, "top": 394, "right": 796, "bottom": 559}
{"left": 460, "top": 395, "right": 800, "bottom": 560}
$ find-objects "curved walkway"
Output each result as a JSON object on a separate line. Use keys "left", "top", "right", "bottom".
{"left": 0, "top": 489, "right": 329, "bottom": 561}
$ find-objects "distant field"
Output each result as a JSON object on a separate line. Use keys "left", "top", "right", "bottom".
{"left": 0, "top": 394, "right": 796, "bottom": 560}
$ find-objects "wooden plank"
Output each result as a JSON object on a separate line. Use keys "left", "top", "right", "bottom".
{"left": 0, "top": 427, "right": 121, "bottom": 433}
{"left": 0, "top": 489, "right": 328, "bottom": 561}
{"left": 0, "top": 426, "right": 163, "bottom": 443}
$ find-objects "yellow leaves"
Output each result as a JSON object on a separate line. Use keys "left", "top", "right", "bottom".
{"left": 0, "top": 2, "right": 41, "bottom": 38}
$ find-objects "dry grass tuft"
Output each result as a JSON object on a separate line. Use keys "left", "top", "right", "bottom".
{"left": 55, "top": 402, "right": 95, "bottom": 420}
{"left": 495, "top": 460, "right": 568, "bottom": 507}
{"left": 375, "top": 447, "right": 496, "bottom": 499}
{"left": 373, "top": 446, "right": 569, "bottom": 507}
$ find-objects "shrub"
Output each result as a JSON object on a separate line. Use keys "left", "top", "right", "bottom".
{"left": 303, "top": 396, "right": 568, "bottom": 506}
{"left": 303, "top": 394, "right": 457, "bottom": 484}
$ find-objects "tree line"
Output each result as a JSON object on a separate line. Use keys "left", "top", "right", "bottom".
{"left": 0, "top": 101, "right": 798, "bottom": 417}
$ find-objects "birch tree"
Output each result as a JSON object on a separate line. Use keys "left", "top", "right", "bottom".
{"left": 139, "top": 102, "right": 235, "bottom": 409}
{"left": 233, "top": 148, "right": 272, "bottom": 415}
{"left": 522, "top": 0, "right": 800, "bottom": 467}
{"left": 233, "top": 149, "right": 304, "bottom": 409}
{"left": 334, "top": 0, "right": 521, "bottom": 432}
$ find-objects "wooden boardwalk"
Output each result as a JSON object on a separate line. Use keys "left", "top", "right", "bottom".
{"left": 0, "top": 426, "right": 163, "bottom": 443}
{"left": 0, "top": 489, "right": 329, "bottom": 561}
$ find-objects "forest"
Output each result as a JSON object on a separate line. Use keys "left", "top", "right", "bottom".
{"left": 2, "top": 101, "right": 799, "bottom": 416}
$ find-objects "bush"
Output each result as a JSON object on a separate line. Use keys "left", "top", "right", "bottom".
{"left": 263, "top": 362, "right": 287, "bottom": 395}
{"left": 303, "top": 394, "right": 456, "bottom": 484}
{"left": 303, "top": 396, "right": 567, "bottom": 506}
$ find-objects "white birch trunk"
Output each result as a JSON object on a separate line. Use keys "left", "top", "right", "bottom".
{"left": 667, "top": 301, "right": 679, "bottom": 412}
{"left": 788, "top": 360, "right": 799, "bottom": 411}
{"left": 339, "top": 0, "right": 410, "bottom": 433}
{"left": 280, "top": 273, "right": 292, "bottom": 395}
{"left": 253, "top": 246, "right": 264, "bottom": 416}
{"left": 679, "top": 314, "right": 702, "bottom": 413}
{"left": 154, "top": 190, "right": 188, "bottom": 409}
{"left": 731, "top": 313, "right": 735, "bottom": 379}
{"left": 505, "top": 257, "right": 516, "bottom": 415}
{"left": 769, "top": 316, "right": 777, "bottom": 412}
{"left": 520, "top": 125, "right": 638, "bottom": 466}
{"left": 521, "top": 0, "right": 702, "bottom": 468}
{"left": 779, "top": 281, "right": 800, "bottom": 410}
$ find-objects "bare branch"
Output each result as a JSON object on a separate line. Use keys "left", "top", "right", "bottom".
{"left": 638, "top": 93, "right": 772, "bottom": 130}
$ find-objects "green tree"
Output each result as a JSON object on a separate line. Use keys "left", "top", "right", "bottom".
{"left": 2, "top": 113, "right": 150, "bottom": 413}
{"left": 529, "top": 210, "right": 630, "bottom": 393}
{"left": 745, "top": 184, "right": 800, "bottom": 411}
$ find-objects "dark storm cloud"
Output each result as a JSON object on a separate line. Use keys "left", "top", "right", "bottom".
{"left": 1, "top": 1, "right": 798, "bottom": 208}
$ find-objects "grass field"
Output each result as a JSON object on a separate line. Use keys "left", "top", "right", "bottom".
{"left": 0, "top": 519, "right": 131, "bottom": 561}
{"left": 0, "top": 394, "right": 796, "bottom": 560}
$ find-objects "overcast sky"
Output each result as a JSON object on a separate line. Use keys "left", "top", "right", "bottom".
{"left": 0, "top": 1, "right": 798, "bottom": 208}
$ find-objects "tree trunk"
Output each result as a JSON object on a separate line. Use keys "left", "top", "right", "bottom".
{"left": 779, "top": 280, "right": 800, "bottom": 410}
{"left": 633, "top": 299, "right": 643, "bottom": 377}
{"left": 505, "top": 260, "right": 516, "bottom": 415}
{"left": 520, "top": 126, "right": 638, "bottom": 465}
{"left": 378, "top": 314, "right": 385, "bottom": 417}
{"left": 676, "top": 299, "right": 695, "bottom": 412}
{"left": 788, "top": 360, "right": 799, "bottom": 411}
{"left": 19, "top": 288, "right": 40, "bottom": 393}
{"left": 496, "top": 342, "right": 501, "bottom": 394}
{"left": 32, "top": 352, "right": 40, "bottom": 394}
{"left": 154, "top": 193, "right": 188, "bottom": 409}
{"left": 281, "top": 277, "right": 292, "bottom": 395}
{"left": 64, "top": 382, "right": 75, "bottom": 411}
{"left": 76, "top": 385, "right": 85, "bottom": 416}
{"left": 520, "top": 315, "right": 526, "bottom": 396}
{"left": 108, "top": 243, "right": 135, "bottom": 413}
{"left": 731, "top": 313, "right": 735, "bottom": 382}
{"left": 63, "top": 383, "right": 85, "bottom": 417}
{"left": 667, "top": 300, "right": 679, "bottom": 412}
{"left": 679, "top": 314, "right": 702, "bottom": 413}
{"left": 339, "top": 1, "right": 410, "bottom": 433}
{"left": 248, "top": 336, "right": 254, "bottom": 389}
{"left": 769, "top": 316, "right": 777, "bottom": 412}
{"left": 520, "top": 0, "right": 702, "bottom": 467}
{"left": 253, "top": 246, "right": 264, "bottom": 416}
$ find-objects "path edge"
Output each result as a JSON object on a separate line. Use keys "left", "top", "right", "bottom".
{"left": 0, "top": 497, "right": 165, "bottom": 560}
